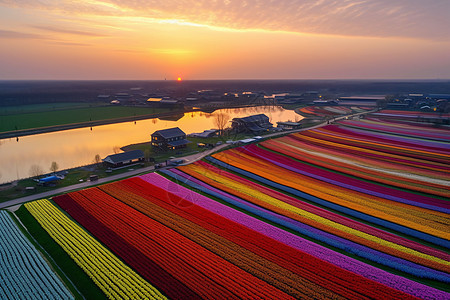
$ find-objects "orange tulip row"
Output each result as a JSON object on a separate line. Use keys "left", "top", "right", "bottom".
{"left": 179, "top": 162, "right": 449, "bottom": 274}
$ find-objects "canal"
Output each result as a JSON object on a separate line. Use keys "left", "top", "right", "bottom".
{"left": 0, "top": 106, "right": 301, "bottom": 184}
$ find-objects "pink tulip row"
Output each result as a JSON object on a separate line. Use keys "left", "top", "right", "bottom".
{"left": 139, "top": 173, "right": 448, "bottom": 299}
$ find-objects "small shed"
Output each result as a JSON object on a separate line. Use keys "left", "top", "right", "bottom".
{"left": 102, "top": 150, "right": 145, "bottom": 168}
{"left": 190, "top": 129, "right": 218, "bottom": 138}
{"left": 277, "top": 121, "right": 302, "bottom": 130}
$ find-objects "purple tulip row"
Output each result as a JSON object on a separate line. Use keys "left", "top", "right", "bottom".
{"left": 139, "top": 173, "right": 449, "bottom": 299}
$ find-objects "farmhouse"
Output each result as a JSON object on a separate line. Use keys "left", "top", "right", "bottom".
{"left": 147, "top": 97, "right": 183, "bottom": 109}
{"left": 102, "top": 150, "right": 144, "bottom": 168}
{"left": 277, "top": 121, "right": 302, "bottom": 130}
{"left": 151, "top": 127, "right": 191, "bottom": 150}
{"left": 231, "top": 114, "right": 272, "bottom": 134}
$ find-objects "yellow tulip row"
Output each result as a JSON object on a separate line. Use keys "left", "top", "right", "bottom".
{"left": 276, "top": 137, "right": 448, "bottom": 183}
{"left": 217, "top": 149, "right": 449, "bottom": 239}
{"left": 291, "top": 134, "right": 448, "bottom": 193}
{"left": 186, "top": 162, "right": 449, "bottom": 270}
{"left": 25, "top": 199, "right": 167, "bottom": 300}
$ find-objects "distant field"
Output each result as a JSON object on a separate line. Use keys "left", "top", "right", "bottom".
{"left": 0, "top": 105, "right": 169, "bottom": 133}
{"left": 0, "top": 102, "right": 104, "bottom": 115}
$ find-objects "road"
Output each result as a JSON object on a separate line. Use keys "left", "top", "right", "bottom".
{"left": 0, "top": 143, "right": 230, "bottom": 210}
{"left": 0, "top": 108, "right": 376, "bottom": 210}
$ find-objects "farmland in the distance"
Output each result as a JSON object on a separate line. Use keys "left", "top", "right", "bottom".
{"left": 4, "top": 111, "right": 450, "bottom": 299}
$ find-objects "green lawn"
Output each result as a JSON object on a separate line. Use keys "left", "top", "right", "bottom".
{"left": 0, "top": 163, "right": 153, "bottom": 203}
{"left": 0, "top": 102, "right": 104, "bottom": 115}
{"left": 122, "top": 134, "right": 253, "bottom": 163}
{"left": 0, "top": 105, "right": 170, "bottom": 133}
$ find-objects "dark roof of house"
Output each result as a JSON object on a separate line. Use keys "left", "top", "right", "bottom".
{"left": 168, "top": 139, "right": 192, "bottom": 147}
{"left": 103, "top": 150, "right": 144, "bottom": 164}
{"left": 232, "top": 114, "right": 272, "bottom": 132}
{"left": 233, "top": 114, "right": 269, "bottom": 123}
{"left": 152, "top": 127, "right": 186, "bottom": 139}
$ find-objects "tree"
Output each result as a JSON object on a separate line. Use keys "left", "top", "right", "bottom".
{"left": 29, "top": 165, "right": 43, "bottom": 178}
{"left": 213, "top": 112, "right": 230, "bottom": 136}
{"left": 50, "top": 161, "right": 59, "bottom": 173}
{"left": 94, "top": 154, "right": 101, "bottom": 165}
{"left": 94, "top": 154, "right": 102, "bottom": 170}
{"left": 144, "top": 149, "right": 151, "bottom": 162}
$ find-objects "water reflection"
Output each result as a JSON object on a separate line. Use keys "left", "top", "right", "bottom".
{"left": 0, "top": 106, "right": 301, "bottom": 184}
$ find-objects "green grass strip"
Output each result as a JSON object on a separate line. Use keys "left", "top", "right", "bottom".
{"left": 158, "top": 170, "right": 449, "bottom": 291}
{"left": 15, "top": 205, "right": 106, "bottom": 300}
{"left": 204, "top": 155, "right": 449, "bottom": 252}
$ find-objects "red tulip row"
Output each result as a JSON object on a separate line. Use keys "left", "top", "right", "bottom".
{"left": 298, "top": 106, "right": 354, "bottom": 117}
{"left": 262, "top": 136, "right": 449, "bottom": 197}
{"left": 323, "top": 124, "right": 449, "bottom": 155}
{"left": 347, "top": 118, "right": 450, "bottom": 141}
{"left": 55, "top": 188, "right": 293, "bottom": 300}
{"left": 178, "top": 160, "right": 450, "bottom": 267}
{"left": 249, "top": 142, "right": 448, "bottom": 211}
{"left": 267, "top": 133, "right": 449, "bottom": 197}
{"left": 369, "top": 110, "right": 450, "bottom": 123}
{"left": 53, "top": 193, "right": 198, "bottom": 300}
{"left": 213, "top": 148, "right": 448, "bottom": 244}
{"left": 98, "top": 180, "right": 339, "bottom": 300}
{"left": 289, "top": 126, "right": 449, "bottom": 174}
{"left": 112, "top": 177, "right": 417, "bottom": 300}
{"left": 300, "top": 126, "right": 449, "bottom": 164}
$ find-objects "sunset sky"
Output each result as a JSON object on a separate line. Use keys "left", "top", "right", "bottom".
{"left": 0, "top": 0, "right": 449, "bottom": 80}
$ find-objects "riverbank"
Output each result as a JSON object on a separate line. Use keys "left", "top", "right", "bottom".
{"left": 0, "top": 103, "right": 295, "bottom": 139}
{"left": 0, "top": 107, "right": 376, "bottom": 209}
{"left": 0, "top": 108, "right": 184, "bottom": 139}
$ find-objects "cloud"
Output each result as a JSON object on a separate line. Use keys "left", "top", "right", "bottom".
{"left": 150, "top": 48, "right": 195, "bottom": 55}
{"left": 32, "top": 25, "right": 107, "bottom": 37}
{"left": 0, "top": 29, "right": 92, "bottom": 46}
{"left": 0, "top": 29, "right": 45, "bottom": 39}
{"left": 1, "top": 0, "right": 449, "bottom": 40}
{"left": 113, "top": 49, "right": 144, "bottom": 53}
{"left": 104, "top": 0, "right": 450, "bottom": 39}
{"left": 46, "top": 41, "right": 92, "bottom": 46}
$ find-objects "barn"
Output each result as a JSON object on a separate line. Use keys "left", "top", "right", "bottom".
{"left": 231, "top": 114, "right": 272, "bottom": 134}
{"left": 102, "top": 150, "right": 145, "bottom": 168}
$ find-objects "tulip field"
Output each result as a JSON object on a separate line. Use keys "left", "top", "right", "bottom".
{"left": 24, "top": 199, "right": 167, "bottom": 300}
{"left": 297, "top": 106, "right": 373, "bottom": 118}
{"left": 3, "top": 114, "right": 449, "bottom": 299}
{"left": 0, "top": 210, "right": 73, "bottom": 299}
{"left": 369, "top": 110, "right": 449, "bottom": 123}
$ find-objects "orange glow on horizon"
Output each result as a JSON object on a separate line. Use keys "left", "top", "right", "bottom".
{"left": 1, "top": 2, "right": 448, "bottom": 80}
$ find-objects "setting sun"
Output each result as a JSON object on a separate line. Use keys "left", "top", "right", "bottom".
{"left": 177, "top": 77, "right": 182, "bottom": 82}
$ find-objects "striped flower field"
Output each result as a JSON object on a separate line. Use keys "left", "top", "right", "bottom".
{"left": 3, "top": 115, "right": 449, "bottom": 299}
{"left": 0, "top": 210, "right": 73, "bottom": 300}
{"left": 297, "top": 106, "right": 373, "bottom": 118}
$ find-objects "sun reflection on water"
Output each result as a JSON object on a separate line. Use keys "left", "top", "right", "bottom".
{"left": 0, "top": 106, "right": 301, "bottom": 183}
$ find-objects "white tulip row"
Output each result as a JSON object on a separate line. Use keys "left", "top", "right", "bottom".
{"left": 0, "top": 210, "right": 74, "bottom": 300}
